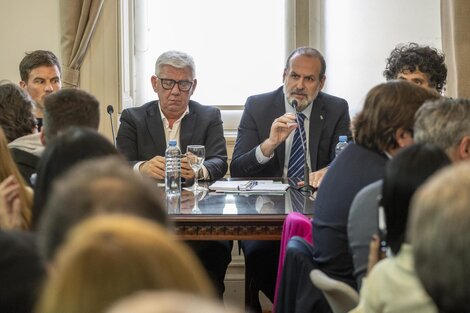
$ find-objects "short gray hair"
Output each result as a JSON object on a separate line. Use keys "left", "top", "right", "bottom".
{"left": 409, "top": 161, "right": 470, "bottom": 313}
{"left": 414, "top": 97, "right": 470, "bottom": 152}
{"left": 155, "top": 51, "right": 196, "bottom": 79}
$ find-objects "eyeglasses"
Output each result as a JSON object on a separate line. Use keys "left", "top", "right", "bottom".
{"left": 158, "top": 77, "right": 194, "bottom": 92}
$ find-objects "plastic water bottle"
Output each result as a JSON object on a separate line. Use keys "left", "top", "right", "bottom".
{"left": 165, "top": 140, "right": 181, "bottom": 195}
{"left": 335, "top": 135, "right": 349, "bottom": 157}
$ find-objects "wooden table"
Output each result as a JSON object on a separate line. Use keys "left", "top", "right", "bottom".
{"left": 168, "top": 180, "right": 314, "bottom": 240}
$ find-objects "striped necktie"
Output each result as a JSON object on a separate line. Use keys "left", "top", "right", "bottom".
{"left": 287, "top": 113, "right": 307, "bottom": 179}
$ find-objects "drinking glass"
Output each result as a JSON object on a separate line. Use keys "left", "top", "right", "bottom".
{"left": 186, "top": 145, "right": 208, "bottom": 191}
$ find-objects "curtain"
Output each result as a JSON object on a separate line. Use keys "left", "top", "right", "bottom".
{"left": 59, "top": 0, "right": 105, "bottom": 88}
{"left": 441, "top": 0, "right": 470, "bottom": 98}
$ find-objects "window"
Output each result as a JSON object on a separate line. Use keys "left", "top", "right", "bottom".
{"left": 134, "top": 0, "right": 286, "bottom": 113}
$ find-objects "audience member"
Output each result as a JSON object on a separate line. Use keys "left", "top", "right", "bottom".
{"left": 414, "top": 97, "right": 470, "bottom": 162}
{"left": 0, "top": 128, "right": 33, "bottom": 230}
{"left": 410, "top": 162, "right": 470, "bottom": 313}
{"left": 37, "top": 155, "right": 167, "bottom": 264}
{"left": 32, "top": 128, "right": 118, "bottom": 229}
{"left": 275, "top": 81, "right": 440, "bottom": 313}
{"left": 0, "top": 229, "right": 44, "bottom": 313}
{"left": 35, "top": 215, "right": 214, "bottom": 313}
{"left": 230, "top": 46, "right": 351, "bottom": 310}
{"left": 348, "top": 96, "right": 470, "bottom": 285}
{"left": 350, "top": 143, "right": 450, "bottom": 313}
{"left": 18, "top": 50, "right": 62, "bottom": 130}
{"left": 41, "top": 88, "right": 100, "bottom": 144}
{"left": 116, "top": 50, "right": 230, "bottom": 297}
{"left": 106, "top": 291, "right": 244, "bottom": 313}
{"left": 0, "top": 83, "right": 41, "bottom": 184}
{"left": 384, "top": 42, "right": 447, "bottom": 93}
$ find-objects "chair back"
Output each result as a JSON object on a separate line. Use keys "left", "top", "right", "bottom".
{"left": 310, "top": 269, "right": 359, "bottom": 313}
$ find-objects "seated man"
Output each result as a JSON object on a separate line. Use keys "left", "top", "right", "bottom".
{"left": 230, "top": 47, "right": 351, "bottom": 310}
{"left": 116, "top": 51, "right": 230, "bottom": 297}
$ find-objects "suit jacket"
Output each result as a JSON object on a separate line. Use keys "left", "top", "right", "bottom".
{"left": 312, "top": 143, "right": 388, "bottom": 285}
{"left": 230, "top": 87, "right": 351, "bottom": 177}
{"left": 116, "top": 100, "right": 228, "bottom": 180}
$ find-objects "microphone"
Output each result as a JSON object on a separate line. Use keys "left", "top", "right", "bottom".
{"left": 291, "top": 100, "right": 314, "bottom": 195}
{"left": 107, "top": 105, "right": 117, "bottom": 147}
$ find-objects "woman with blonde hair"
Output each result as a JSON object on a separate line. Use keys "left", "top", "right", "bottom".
{"left": 0, "top": 127, "right": 33, "bottom": 229}
{"left": 36, "top": 214, "right": 215, "bottom": 313}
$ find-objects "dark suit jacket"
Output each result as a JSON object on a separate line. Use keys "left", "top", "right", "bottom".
{"left": 9, "top": 148, "right": 39, "bottom": 187}
{"left": 230, "top": 87, "right": 351, "bottom": 177}
{"left": 116, "top": 100, "right": 228, "bottom": 180}
{"left": 312, "top": 143, "right": 388, "bottom": 284}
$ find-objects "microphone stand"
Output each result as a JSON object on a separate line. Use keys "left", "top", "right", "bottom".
{"left": 295, "top": 108, "right": 315, "bottom": 196}
{"left": 107, "top": 105, "right": 117, "bottom": 148}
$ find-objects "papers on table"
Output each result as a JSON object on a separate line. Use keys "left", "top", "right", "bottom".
{"left": 209, "top": 180, "right": 289, "bottom": 193}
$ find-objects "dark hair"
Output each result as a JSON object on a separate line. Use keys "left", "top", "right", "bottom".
{"left": 37, "top": 156, "right": 168, "bottom": 263}
{"left": 32, "top": 127, "right": 118, "bottom": 229}
{"left": 352, "top": 80, "right": 440, "bottom": 153}
{"left": 43, "top": 88, "right": 100, "bottom": 143}
{"left": 381, "top": 143, "right": 451, "bottom": 254}
{"left": 383, "top": 43, "right": 447, "bottom": 93}
{"left": 0, "top": 83, "right": 36, "bottom": 142}
{"left": 19, "top": 50, "right": 61, "bottom": 82}
{"left": 285, "top": 47, "right": 326, "bottom": 79}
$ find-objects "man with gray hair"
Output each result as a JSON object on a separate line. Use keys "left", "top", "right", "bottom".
{"left": 414, "top": 97, "right": 470, "bottom": 162}
{"left": 116, "top": 50, "right": 230, "bottom": 297}
{"left": 409, "top": 161, "right": 470, "bottom": 313}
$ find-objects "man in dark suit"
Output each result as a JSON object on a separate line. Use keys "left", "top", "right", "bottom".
{"left": 230, "top": 47, "right": 351, "bottom": 311}
{"left": 116, "top": 51, "right": 230, "bottom": 297}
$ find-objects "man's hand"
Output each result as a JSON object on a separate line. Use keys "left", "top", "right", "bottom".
{"left": 181, "top": 156, "right": 196, "bottom": 180}
{"left": 140, "top": 156, "right": 166, "bottom": 179}
{"left": 260, "top": 113, "right": 297, "bottom": 157}
{"left": 309, "top": 167, "right": 328, "bottom": 188}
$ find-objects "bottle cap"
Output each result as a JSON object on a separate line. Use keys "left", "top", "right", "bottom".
{"left": 168, "top": 140, "right": 177, "bottom": 146}
{"left": 339, "top": 135, "right": 348, "bottom": 142}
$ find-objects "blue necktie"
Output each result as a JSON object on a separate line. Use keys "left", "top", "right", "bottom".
{"left": 288, "top": 113, "right": 307, "bottom": 179}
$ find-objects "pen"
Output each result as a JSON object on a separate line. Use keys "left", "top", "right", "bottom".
{"left": 238, "top": 180, "right": 258, "bottom": 191}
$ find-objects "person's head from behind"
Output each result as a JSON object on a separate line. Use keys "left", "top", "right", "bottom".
{"left": 352, "top": 80, "right": 440, "bottom": 156}
{"left": 383, "top": 43, "right": 447, "bottom": 93}
{"left": 38, "top": 156, "right": 167, "bottom": 264}
{"left": 42, "top": 88, "right": 100, "bottom": 144}
{"left": 283, "top": 47, "right": 326, "bottom": 111}
{"left": 414, "top": 97, "right": 470, "bottom": 162}
{"left": 409, "top": 162, "right": 470, "bottom": 313}
{"left": 19, "top": 50, "right": 62, "bottom": 113}
{"left": 33, "top": 127, "right": 118, "bottom": 228}
{"left": 150, "top": 50, "right": 197, "bottom": 120}
{"left": 380, "top": 143, "right": 450, "bottom": 255}
{"left": 36, "top": 215, "right": 215, "bottom": 313}
{"left": 0, "top": 127, "right": 33, "bottom": 229}
{"left": 0, "top": 82, "right": 36, "bottom": 142}
{"left": 106, "top": 291, "right": 244, "bottom": 313}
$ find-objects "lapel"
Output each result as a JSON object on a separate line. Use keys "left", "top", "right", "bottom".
{"left": 273, "top": 90, "right": 287, "bottom": 171}
{"left": 308, "top": 93, "right": 326, "bottom": 170}
{"left": 180, "top": 101, "right": 196, "bottom": 152}
{"left": 146, "top": 101, "right": 167, "bottom": 155}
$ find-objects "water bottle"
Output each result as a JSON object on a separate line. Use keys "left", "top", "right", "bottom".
{"left": 166, "top": 193, "right": 181, "bottom": 214}
{"left": 335, "top": 135, "right": 349, "bottom": 157}
{"left": 165, "top": 140, "right": 181, "bottom": 195}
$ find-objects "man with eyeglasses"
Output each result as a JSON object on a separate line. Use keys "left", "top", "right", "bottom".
{"left": 116, "top": 50, "right": 231, "bottom": 298}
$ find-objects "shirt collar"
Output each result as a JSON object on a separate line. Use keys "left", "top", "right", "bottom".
{"left": 284, "top": 97, "right": 313, "bottom": 119}
{"left": 158, "top": 101, "right": 190, "bottom": 129}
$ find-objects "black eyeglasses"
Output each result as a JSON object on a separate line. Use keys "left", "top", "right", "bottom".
{"left": 158, "top": 77, "right": 193, "bottom": 92}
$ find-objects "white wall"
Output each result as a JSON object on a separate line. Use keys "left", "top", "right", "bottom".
{"left": 323, "top": 0, "right": 441, "bottom": 117}
{"left": 0, "top": 0, "right": 60, "bottom": 83}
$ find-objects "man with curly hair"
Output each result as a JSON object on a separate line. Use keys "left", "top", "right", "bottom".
{"left": 384, "top": 42, "right": 447, "bottom": 94}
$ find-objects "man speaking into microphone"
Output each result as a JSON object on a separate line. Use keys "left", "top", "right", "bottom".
{"left": 230, "top": 47, "right": 351, "bottom": 310}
